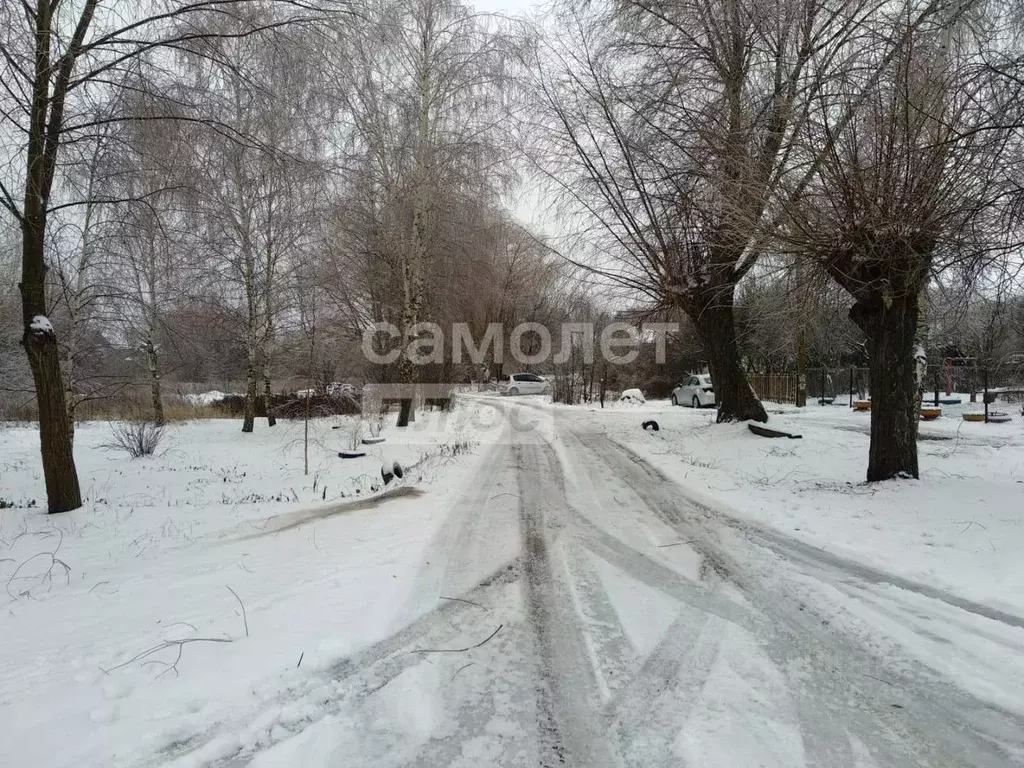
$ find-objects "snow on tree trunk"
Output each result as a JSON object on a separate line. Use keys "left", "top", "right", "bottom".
{"left": 21, "top": 224, "right": 82, "bottom": 512}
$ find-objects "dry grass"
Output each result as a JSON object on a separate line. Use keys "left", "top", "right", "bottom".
{"left": 0, "top": 392, "right": 230, "bottom": 424}
{"left": 0, "top": 379, "right": 358, "bottom": 424}
{"left": 161, "top": 403, "right": 229, "bottom": 421}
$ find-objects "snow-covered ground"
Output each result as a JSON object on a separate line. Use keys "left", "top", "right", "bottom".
{"left": 0, "top": 404, "right": 506, "bottom": 768}
{"left": 1, "top": 395, "right": 1022, "bottom": 767}
{"left": 567, "top": 397, "right": 1024, "bottom": 617}
{"left": 544, "top": 396, "right": 1024, "bottom": 725}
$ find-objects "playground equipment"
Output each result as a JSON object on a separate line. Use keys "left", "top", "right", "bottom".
{"left": 961, "top": 412, "right": 1012, "bottom": 423}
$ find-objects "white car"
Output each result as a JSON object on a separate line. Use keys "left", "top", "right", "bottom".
{"left": 499, "top": 373, "right": 550, "bottom": 396}
{"left": 672, "top": 374, "right": 715, "bottom": 407}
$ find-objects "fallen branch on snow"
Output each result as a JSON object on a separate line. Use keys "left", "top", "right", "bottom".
{"left": 5, "top": 529, "right": 70, "bottom": 599}
{"left": 413, "top": 624, "right": 503, "bottom": 654}
{"left": 451, "top": 663, "right": 473, "bottom": 681}
{"left": 102, "top": 588, "right": 249, "bottom": 678}
{"left": 438, "top": 595, "right": 489, "bottom": 611}
{"left": 101, "top": 637, "right": 233, "bottom": 678}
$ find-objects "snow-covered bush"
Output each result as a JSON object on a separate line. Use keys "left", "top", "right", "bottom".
{"left": 619, "top": 388, "right": 646, "bottom": 404}
{"left": 103, "top": 421, "right": 165, "bottom": 458}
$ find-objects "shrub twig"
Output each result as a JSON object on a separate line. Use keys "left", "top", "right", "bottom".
{"left": 225, "top": 585, "right": 248, "bottom": 637}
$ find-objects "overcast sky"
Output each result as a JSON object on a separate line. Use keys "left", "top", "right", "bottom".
{"left": 466, "top": 0, "right": 558, "bottom": 234}
{"left": 471, "top": 0, "right": 540, "bottom": 16}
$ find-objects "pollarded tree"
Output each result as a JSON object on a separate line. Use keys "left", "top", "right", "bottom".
{"left": 786, "top": 5, "right": 1017, "bottom": 479}
{"left": 533, "top": 0, "right": 881, "bottom": 422}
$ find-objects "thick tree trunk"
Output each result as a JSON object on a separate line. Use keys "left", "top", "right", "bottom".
{"left": 20, "top": 230, "right": 82, "bottom": 513}
{"left": 694, "top": 293, "right": 768, "bottom": 423}
{"left": 851, "top": 293, "right": 920, "bottom": 481}
{"left": 17, "top": 0, "right": 87, "bottom": 512}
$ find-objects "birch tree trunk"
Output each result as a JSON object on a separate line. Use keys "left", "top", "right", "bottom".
{"left": 398, "top": 37, "right": 434, "bottom": 424}
{"left": 261, "top": 219, "right": 277, "bottom": 427}
{"left": 262, "top": 336, "right": 276, "bottom": 427}
{"left": 242, "top": 235, "right": 259, "bottom": 434}
{"left": 145, "top": 333, "right": 165, "bottom": 425}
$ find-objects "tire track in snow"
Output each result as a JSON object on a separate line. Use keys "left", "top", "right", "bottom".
{"left": 158, "top": 563, "right": 523, "bottom": 768}
{"left": 162, "top": 399, "right": 1023, "bottom": 767}
{"left": 398, "top": 437, "right": 519, "bottom": 622}
{"left": 570, "top": 426, "right": 1021, "bottom": 768}
{"left": 747, "top": 529, "right": 1024, "bottom": 631}
{"left": 602, "top": 610, "right": 726, "bottom": 767}
{"left": 513, "top": 439, "right": 620, "bottom": 768}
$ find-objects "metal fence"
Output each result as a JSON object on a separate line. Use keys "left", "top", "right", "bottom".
{"left": 751, "top": 364, "right": 1024, "bottom": 406}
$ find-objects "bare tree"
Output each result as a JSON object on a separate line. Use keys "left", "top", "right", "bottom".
{"left": 47, "top": 118, "right": 120, "bottom": 436}
{"left": 785, "top": 4, "right": 1016, "bottom": 479}
{"left": 102, "top": 87, "right": 203, "bottom": 425}
{"left": 332, "top": 0, "right": 521, "bottom": 413}
{"left": 0, "top": 0, "right": 338, "bottom": 512}
{"left": 178, "top": 7, "right": 332, "bottom": 432}
{"left": 532, "top": 0, "right": 870, "bottom": 421}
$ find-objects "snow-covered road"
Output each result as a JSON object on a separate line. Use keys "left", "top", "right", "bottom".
{"left": 195, "top": 399, "right": 1024, "bottom": 767}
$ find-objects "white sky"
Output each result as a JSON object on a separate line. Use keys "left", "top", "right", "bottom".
{"left": 471, "top": 0, "right": 541, "bottom": 16}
